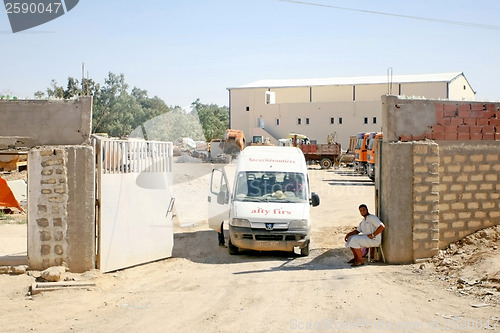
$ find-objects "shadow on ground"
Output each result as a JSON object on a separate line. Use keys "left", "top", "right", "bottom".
{"left": 172, "top": 229, "right": 385, "bottom": 272}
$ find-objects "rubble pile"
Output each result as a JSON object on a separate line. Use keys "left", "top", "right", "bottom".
{"left": 423, "top": 225, "right": 500, "bottom": 305}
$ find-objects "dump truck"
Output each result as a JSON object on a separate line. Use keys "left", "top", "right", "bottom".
{"left": 285, "top": 133, "right": 341, "bottom": 169}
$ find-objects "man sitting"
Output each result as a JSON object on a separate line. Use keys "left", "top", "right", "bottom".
{"left": 344, "top": 204, "right": 385, "bottom": 266}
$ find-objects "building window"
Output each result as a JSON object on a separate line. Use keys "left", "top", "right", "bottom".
{"left": 338, "top": 117, "right": 343, "bottom": 125}
{"left": 297, "top": 118, "right": 302, "bottom": 125}
{"left": 364, "top": 117, "right": 368, "bottom": 124}
{"left": 372, "top": 117, "right": 377, "bottom": 124}
{"left": 330, "top": 117, "right": 335, "bottom": 124}
{"left": 305, "top": 118, "right": 310, "bottom": 125}
{"left": 246, "top": 106, "right": 250, "bottom": 111}
{"left": 275, "top": 118, "right": 280, "bottom": 126}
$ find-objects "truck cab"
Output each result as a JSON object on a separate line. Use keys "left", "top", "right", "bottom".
{"left": 208, "top": 146, "right": 320, "bottom": 256}
{"left": 366, "top": 132, "right": 383, "bottom": 180}
{"left": 354, "top": 132, "right": 374, "bottom": 174}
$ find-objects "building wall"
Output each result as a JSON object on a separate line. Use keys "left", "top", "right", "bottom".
{"left": 449, "top": 75, "right": 476, "bottom": 101}
{"left": 381, "top": 95, "right": 500, "bottom": 263}
{"left": 230, "top": 87, "right": 383, "bottom": 149}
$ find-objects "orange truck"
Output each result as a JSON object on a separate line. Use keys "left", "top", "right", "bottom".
{"left": 366, "top": 132, "right": 383, "bottom": 180}
{"left": 354, "top": 132, "right": 371, "bottom": 173}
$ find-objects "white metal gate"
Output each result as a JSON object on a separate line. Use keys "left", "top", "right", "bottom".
{"left": 94, "top": 137, "right": 174, "bottom": 272}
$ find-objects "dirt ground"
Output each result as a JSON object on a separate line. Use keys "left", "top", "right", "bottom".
{"left": 0, "top": 162, "right": 499, "bottom": 333}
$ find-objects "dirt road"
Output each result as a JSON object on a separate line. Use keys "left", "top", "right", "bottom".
{"left": 1, "top": 164, "right": 498, "bottom": 333}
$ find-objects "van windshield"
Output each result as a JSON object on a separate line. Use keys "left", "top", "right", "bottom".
{"left": 234, "top": 171, "right": 307, "bottom": 203}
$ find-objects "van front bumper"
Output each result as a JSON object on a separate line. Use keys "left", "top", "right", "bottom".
{"left": 228, "top": 226, "right": 310, "bottom": 252}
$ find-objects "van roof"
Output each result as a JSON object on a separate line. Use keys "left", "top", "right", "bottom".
{"left": 237, "top": 146, "right": 306, "bottom": 172}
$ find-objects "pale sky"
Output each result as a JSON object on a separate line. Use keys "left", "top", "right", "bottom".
{"left": 1, "top": 0, "right": 500, "bottom": 108}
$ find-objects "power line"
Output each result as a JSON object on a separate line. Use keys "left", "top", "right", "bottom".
{"left": 278, "top": 0, "right": 500, "bottom": 31}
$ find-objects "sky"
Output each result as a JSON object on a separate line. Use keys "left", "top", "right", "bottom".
{"left": 1, "top": 0, "right": 500, "bottom": 109}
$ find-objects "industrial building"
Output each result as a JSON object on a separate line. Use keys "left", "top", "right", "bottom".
{"left": 227, "top": 72, "right": 475, "bottom": 148}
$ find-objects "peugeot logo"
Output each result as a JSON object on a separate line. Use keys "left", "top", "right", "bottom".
{"left": 265, "top": 223, "right": 274, "bottom": 230}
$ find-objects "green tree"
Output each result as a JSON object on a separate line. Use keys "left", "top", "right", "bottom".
{"left": 35, "top": 72, "right": 229, "bottom": 141}
{"left": 191, "top": 98, "right": 229, "bottom": 141}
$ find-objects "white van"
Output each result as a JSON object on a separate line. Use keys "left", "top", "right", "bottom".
{"left": 208, "top": 146, "right": 320, "bottom": 256}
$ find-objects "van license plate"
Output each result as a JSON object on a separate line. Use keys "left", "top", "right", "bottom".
{"left": 257, "top": 241, "right": 280, "bottom": 247}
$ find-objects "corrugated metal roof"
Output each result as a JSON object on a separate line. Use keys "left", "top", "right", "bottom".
{"left": 229, "top": 72, "right": 463, "bottom": 89}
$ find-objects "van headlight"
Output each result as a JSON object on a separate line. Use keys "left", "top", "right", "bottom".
{"left": 289, "top": 219, "right": 309, "bottom": 229}
{"left": 230, "top": 218, "right": 251, "bottom": 227}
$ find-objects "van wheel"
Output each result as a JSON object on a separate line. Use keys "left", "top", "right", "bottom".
{"left": 300, "top": 242, "right": 310, "bottom": 256}
{"left": 228, "top": 239, "right": 239, "bottom": 255}
{"left": 320, "top": 158, "right": 332, "bottom": 169}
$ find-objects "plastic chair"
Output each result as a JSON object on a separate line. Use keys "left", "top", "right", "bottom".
{"left": 367, "top": 244, "right": 386, "bottom": 263}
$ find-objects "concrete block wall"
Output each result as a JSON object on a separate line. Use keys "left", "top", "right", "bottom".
{"left": 437, "top": 143, "right": 500, "bottom": 248}
{"left": 28, "top": 145, "right": 95, "bottom": 272}
{"left": 381, "top": 95, "right": 500, "bottom": 263}
{"left": 412, "top": 142, "right": 440, "bottom": 259}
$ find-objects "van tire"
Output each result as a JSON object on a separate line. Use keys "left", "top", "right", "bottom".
{"left": 320, "top": 158, "right": 332, "bottom": 169}
{"left": 300, "top": 242, "right": 310, "bottom": 256}
{"left": 228, "top": 239, "right": 239, "bottom": 255}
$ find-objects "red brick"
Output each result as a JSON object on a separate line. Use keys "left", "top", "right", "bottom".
{"left": 432, "top": 125, "right": 444, "bottom": 133}
{"left": 435, "top": 103, "right": 444, "bottom": 112}
{"left": 470, "top": 110, "right": 485, "bottom": 118}
{"left": 484, "top": 111, "right": 495, "bottom": 119}
{"left": 444, "top": 109, "right": 457, "bottom": 117}
{"left": 444, "top": 133, "right": 458, "bottom": 140}
{"left": 450, "top": 117, "right": 464, "bottom": 126}
{"left": 432, "top": 132, "right": 445, "bottom": 140}
{"left": 444, "top": 103, "right": 457, "bottom": 112}
{"left": 477, "top": 118, "right": 489, "bottom": 126}
{"left": 470, "top": 133, "right": 482, "bottom": 140}
{"left": 425, "top": 132, "right": 433, "bottom": 140}
{"left": 458, "top": 110, "right": 471, "bottom": 118}
{"left": 470, "top": 125, "right": 482, "bottom": 134}
{"left": 482, "top": 133, "right": 495, "bottom": 140}
{"left": 471, "top": 103, "right": 485, "bottom": 111}
{"left": 457, "top": 125, "right": 470, "bottom": 133}
{"left": 441, "top": 118, "right": 451, "bottom": 125}
{"left": 486, "top": 103, "right": 497, "bottom": 111}
{"left": 464, "top": 118, "right": 477, "bottom": 126}
{"left": 413, "top": 134, "right": 426, "bottom": 141}
{"left": 458, "top": 104, "right": 471, "bottom": 112}
{"left": 399, "top": 134, "right": 412, "bottom": 142}
{"left": 482, "top": 125, "right": 495, "bottom": 134}
{"left": 489, "top": 118, "right": 500, "bottom": 126}
{"left": 444, "top": 125, "right": 457, "bottom": 133}
{"left": 457, "top": 133, "right": 470, "bottom": 140}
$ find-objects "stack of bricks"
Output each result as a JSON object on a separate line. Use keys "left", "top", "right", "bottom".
{"left": 36, "top": 148, "right": 69, "bottom": 269}
{"left": 431, "top": 102, "right": 500, "bottom": 141}
{"left": 411, "top": 142, "right": 440, "bottom": 258}
{"left": 438, "top": 147, "right": 500, "bottom": 247}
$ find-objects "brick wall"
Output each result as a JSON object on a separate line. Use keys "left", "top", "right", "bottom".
{"left": 381, "top": 96, "right": 500, "bottom": 262}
